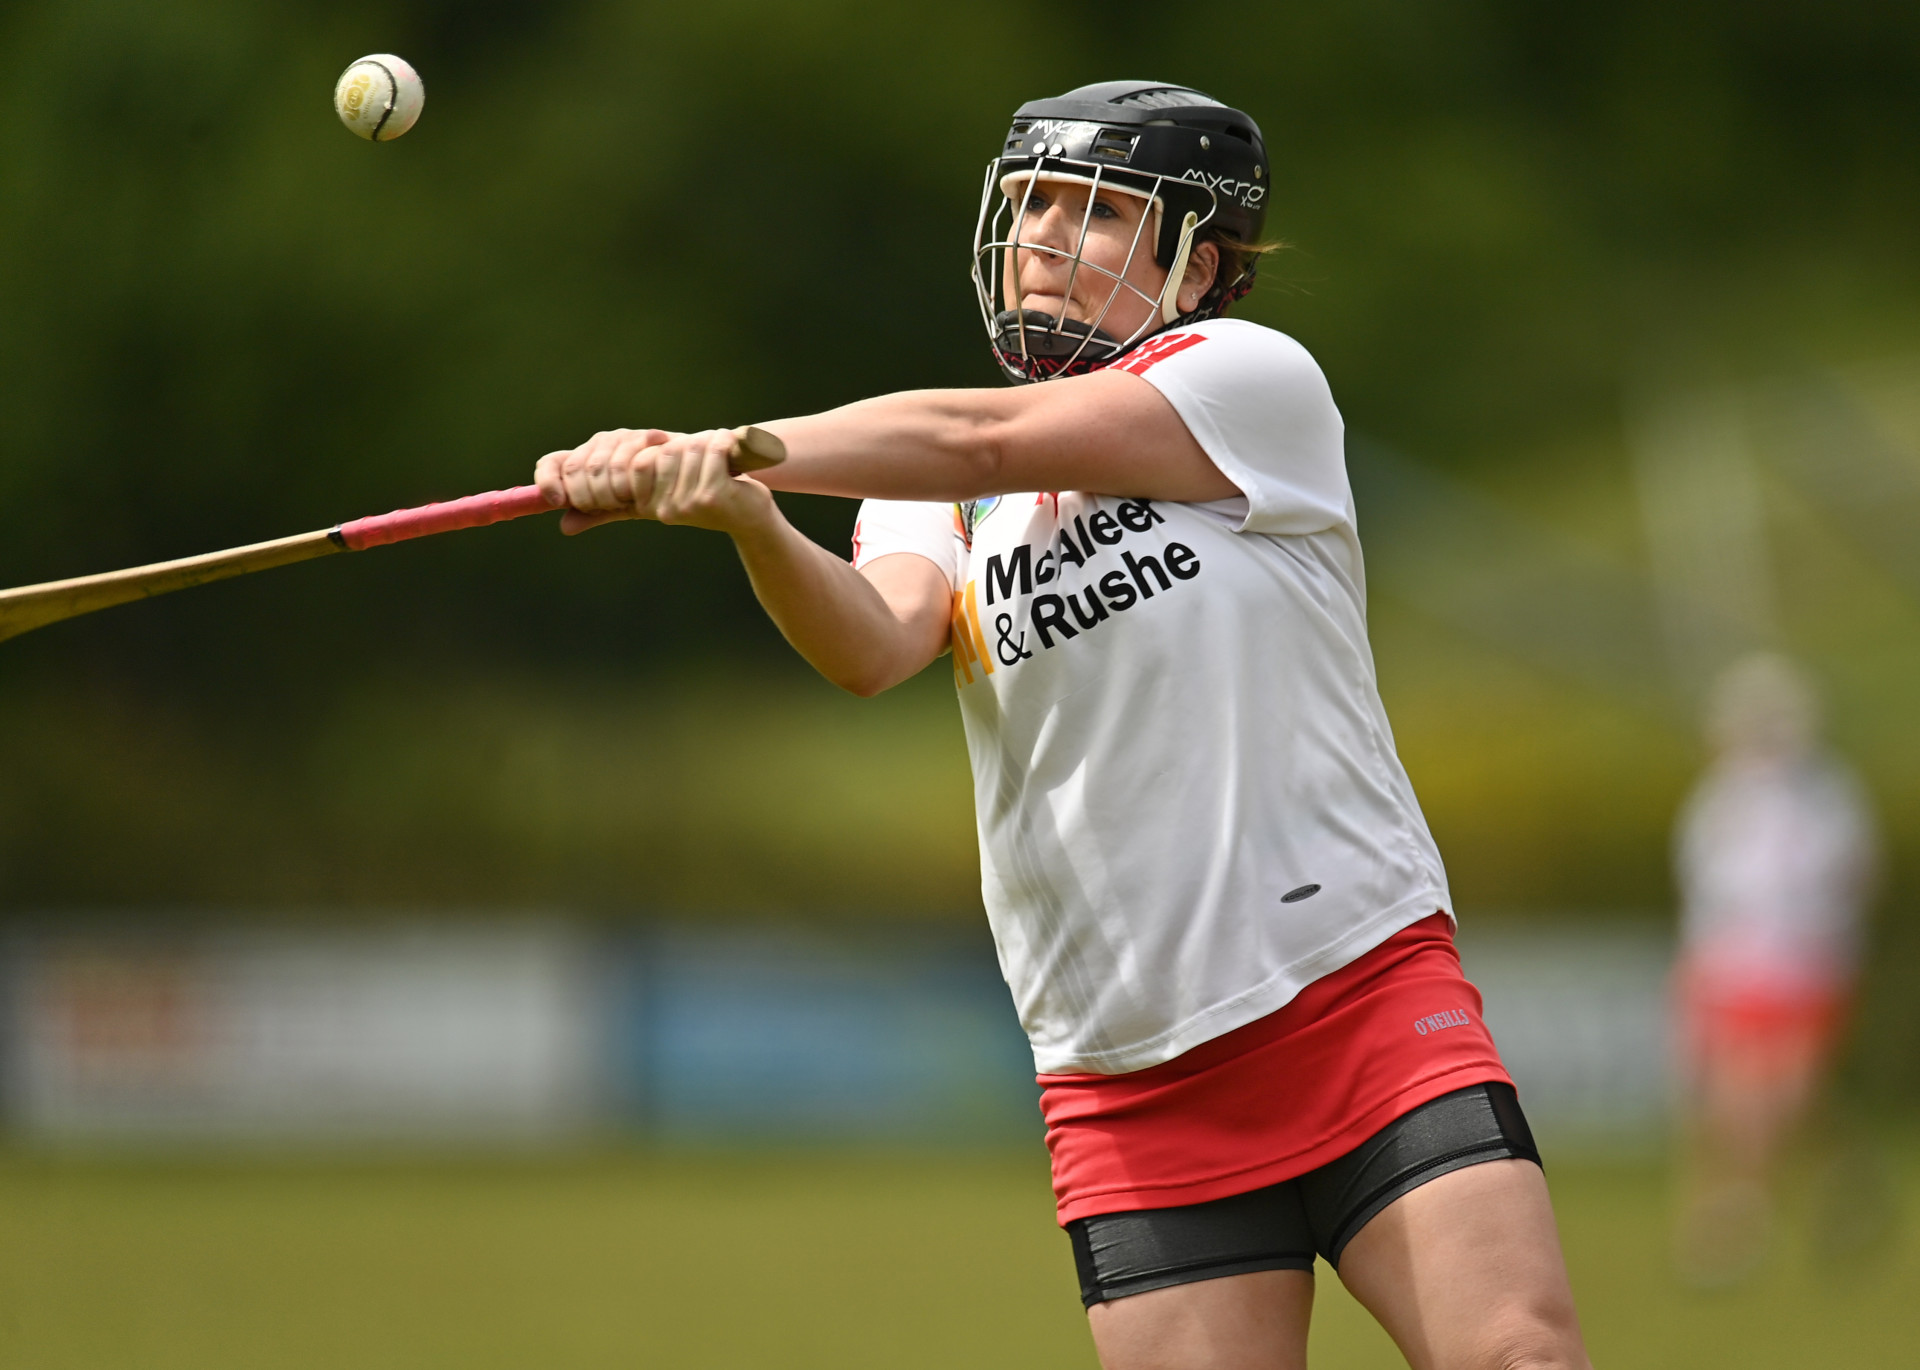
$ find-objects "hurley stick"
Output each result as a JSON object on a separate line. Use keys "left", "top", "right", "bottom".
{"left": 0, "top": 426, "right": 785, "bottom": 644}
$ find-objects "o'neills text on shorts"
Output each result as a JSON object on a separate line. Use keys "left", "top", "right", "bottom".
{"left": 1413, "top": 1009, "right": 1472, "bottom": 1036}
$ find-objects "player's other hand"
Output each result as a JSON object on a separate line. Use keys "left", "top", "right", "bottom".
{"left": 535, "top": 428, "right": 776, "bottom": 537}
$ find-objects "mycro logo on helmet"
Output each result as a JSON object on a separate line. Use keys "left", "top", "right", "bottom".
{"left": 1181, "top": 169, "right": 1265, "bottom": 209}
{"left": 1018, "top": 119, "right": 1091, "bottom": 142}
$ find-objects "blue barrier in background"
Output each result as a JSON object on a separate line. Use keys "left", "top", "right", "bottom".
{"left": 615, "top": 925, "right": 1040, "bottom": 1144}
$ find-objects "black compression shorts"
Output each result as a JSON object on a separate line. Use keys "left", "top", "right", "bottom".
{"left": 1067, "top": 1082, "right": 1541, "bottom": 1306}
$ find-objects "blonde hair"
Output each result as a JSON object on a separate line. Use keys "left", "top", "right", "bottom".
{"left": 1197, "top": 230, "right": 1285, "bottom": 314}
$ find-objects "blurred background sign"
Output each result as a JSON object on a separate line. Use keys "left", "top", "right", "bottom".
{"left": 0, "top": 917, "right": 1670, "bottom": 1151}
{"left": 0, "top": 919, "right": 1042, "bottom": 1147}
{"left": 2, "top": 924, "right": 602, "bottom": 1142}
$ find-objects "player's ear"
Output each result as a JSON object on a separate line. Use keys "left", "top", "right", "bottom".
{"left": 1177, "top": 241, "right": 1220, "bottom": 315}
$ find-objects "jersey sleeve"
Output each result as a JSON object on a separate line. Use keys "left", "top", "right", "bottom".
{"left": 1121, "top": 319, "right": 1352, "bottom": 536}
{"left": 850, "top": 498, "right": 965, "bottom": 591}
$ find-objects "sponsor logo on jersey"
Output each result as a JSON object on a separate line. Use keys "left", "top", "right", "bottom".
{"left": 949, "top": 498, "right": 1204, "bottom": 685}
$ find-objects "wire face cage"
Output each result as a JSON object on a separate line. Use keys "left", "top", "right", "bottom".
{"left": 972, "top": 151, "right": 1220, "bottom": 384}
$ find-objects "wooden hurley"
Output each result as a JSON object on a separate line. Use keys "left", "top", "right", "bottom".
{"left": 0, "top": 426, "right": 786, "bottom": 644}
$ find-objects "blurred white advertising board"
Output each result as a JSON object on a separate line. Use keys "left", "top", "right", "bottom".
{"left": 1460, "top": 922, "right": 1674, "bottom": 1148}
{"left": 1, "top": 924, "right": 602, "bottom": 1143}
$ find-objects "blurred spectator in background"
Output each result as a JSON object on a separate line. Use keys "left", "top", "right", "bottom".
{"left": 1671, "top": 653, "right": 1880, "bottom": 1285}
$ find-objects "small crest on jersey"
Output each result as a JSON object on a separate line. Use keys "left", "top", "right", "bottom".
{"left": 955, "top": 496, "right": 1002, "bottom": 549}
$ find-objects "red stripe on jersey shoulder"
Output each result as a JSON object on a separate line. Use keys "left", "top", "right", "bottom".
{"left": 1109, "top": 331, "right": 1207, "bottom": 377}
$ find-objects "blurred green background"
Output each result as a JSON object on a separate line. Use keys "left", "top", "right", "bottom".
{"left": 5, "top": 0, "right": 1919, "bottom": 1046}
{"left": 4, "top": 0, "right": 1916, "bottom": 895}
{"left": 3, "top": 2, "right": 1920, "bottom": 1364}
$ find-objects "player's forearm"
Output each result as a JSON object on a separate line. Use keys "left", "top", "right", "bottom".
{"left": 756, "top": 392, "right": 1009, "bottom": 502}
{"left": 754, "top": 373, "right": 1234, "bottom": 504}
{"left": 729, "top": 514, "right": 940, "bottom": 697}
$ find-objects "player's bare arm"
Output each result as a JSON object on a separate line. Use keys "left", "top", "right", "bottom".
{"left": 527, "top": 369, "right": 1234, "bottom": 697}
{"left": 760, "top": 371, "right": 1238, "bottom": 504}
{"left": 539, "top": 176, "right": 1234, "bottom": 514}
{"left": 528, "top": 172, "right": 1237, "bottom": 696}
{"left": 531, "top": 428, "right": 950, "bottom": 695}
{"left": 542, "top": 370, "right": 1233, "bottom": 511}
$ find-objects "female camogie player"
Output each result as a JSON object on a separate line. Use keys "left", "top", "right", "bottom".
{"left": 537, "top": 82, "right": 1592, "bottom": 1370}
{"left": 1672, "top": 653, "right": 1879, "bottom": 1282}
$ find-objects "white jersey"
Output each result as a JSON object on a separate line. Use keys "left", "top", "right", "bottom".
{"left": 1676, "top": 752, "right": 1876, "bottom": 988}
{"left": 852, "top": 319, "right": 1451, "bottom": 1075}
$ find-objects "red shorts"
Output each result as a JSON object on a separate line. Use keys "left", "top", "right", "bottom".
{"left": 1038, "top": 913, "right": 1512, "bottom": 1225}
{"left": 1677, "top": 959, "right": 1849, "bottom": 1083}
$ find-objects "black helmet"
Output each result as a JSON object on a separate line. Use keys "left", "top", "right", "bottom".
{"left": 972, "top": 81, "right": 1270, "bottom": 382}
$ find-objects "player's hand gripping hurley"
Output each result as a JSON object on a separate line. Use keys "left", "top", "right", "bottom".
{"left": 0, "top": 427, "right": 786, "bottom": 645}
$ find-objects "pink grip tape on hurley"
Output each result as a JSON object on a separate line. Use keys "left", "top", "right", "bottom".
{"left": 333, "top": 485, "right": 556, "bottom": 551}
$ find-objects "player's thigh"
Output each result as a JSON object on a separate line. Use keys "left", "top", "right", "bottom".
{"left": 1335, "top": 1159, "right": 1590, "bottom": 1370}
{"left": 1086, "top": 1268, "right": 1314, "bottom": 1370}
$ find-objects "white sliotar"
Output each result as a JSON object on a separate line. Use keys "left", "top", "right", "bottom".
{"left": 333, "top": 54, "right": 424, "bottom": 142}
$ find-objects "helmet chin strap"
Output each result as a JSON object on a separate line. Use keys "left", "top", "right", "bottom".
{"left": 1158, "top": 211, "right": 1200, "bottom": 323}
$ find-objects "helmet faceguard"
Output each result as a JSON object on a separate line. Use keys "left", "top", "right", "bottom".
{"left": 971, "top": 82, "right": 1269, "bottom": 383}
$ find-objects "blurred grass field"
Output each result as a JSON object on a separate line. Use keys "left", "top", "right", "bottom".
{"left": 0, "top": 1144, "right": 1914, "bottom": 1368}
